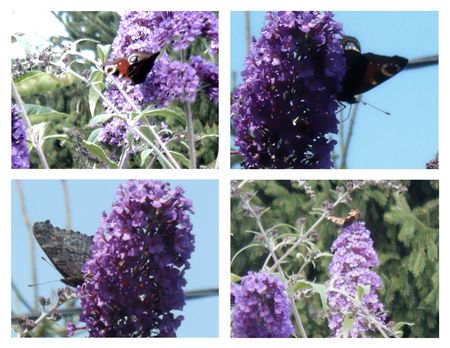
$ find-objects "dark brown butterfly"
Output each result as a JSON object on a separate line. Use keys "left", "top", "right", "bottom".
{"left": 104, "top": 51, "right": 160, "bottom": 85}
{"left": 32, "top": 220, "right": 93, "bottom": 287}
{"left": 338, "top": 36, "right": 408, "bottom": 104}
{"left": 327, "top": 208, "right": 361, "bottom": 228}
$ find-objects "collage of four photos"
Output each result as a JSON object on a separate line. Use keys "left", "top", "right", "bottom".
{"left": 9, "top": 8, "right": 440, "bottom": 340}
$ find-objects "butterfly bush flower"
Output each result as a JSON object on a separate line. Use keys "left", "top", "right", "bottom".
{"left": 100, "top": 11, "right": 218, "bottom": 146}
{"left": 191, "top": 56, "right": 219, "bottom": 103}
{"left": 232, "top": 11, "right": 345, "bottom": 168}
{"left": 327, "top": 221, "right": 386, "bottom": 337}
{"left": 78, "top": 180, "right": 195, "bottom": 337}
{"left": 11, "top": 104, "right": 30, "bottom": 169}
{"left": 426, "top": 154, "right": 438, "bottom": 169}
{"left": 231, "top": 272, "right": 294, "bottom": 338}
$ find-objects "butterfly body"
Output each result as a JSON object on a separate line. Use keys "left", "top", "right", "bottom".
{"left": 33, "top": 220, "right": 93, "bottom": 287}
{"left": 327, "top": 209, "right": 361, "bottom": 228}
{"left": 338, "top": 36, "right": 408, "bottom": 104}
{"left": 104, "top": 51, "right": 160, "bottom": 85}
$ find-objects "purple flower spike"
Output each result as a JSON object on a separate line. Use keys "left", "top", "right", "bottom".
{"left": 191, "top": 56, "right": 219, "bottom": 103}
{"left": 232, "top": 11, "right": 345, "bottom": 169}
{"left": 79, "top": 180, "right": 195, "bottom": 337}
{"left": 11, "top": 104, "right": 30, "bottom": 169}
{"left": 327, "top": 221, "right": 387, "bottom": 337}
{"left": 231, "top": 271, "right": 294, "bottom": 338}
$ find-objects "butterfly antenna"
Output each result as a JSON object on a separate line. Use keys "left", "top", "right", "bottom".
{"left": 28, "top": 280, "right": 59, "bottom": 287}
{"left": 360, "top": 100, "right": 391, "bottom": 116}
{"left": 40, "top": 256, "right": 58, "bottom": 271}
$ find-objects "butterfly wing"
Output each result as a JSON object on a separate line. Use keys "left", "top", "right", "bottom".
{"left": 338, "top": 49, "right": 368, "bottom": 103}
{"left": 104, "top": 58, "right": 130, "bottom": 78}
{"left": 338, "top": 50, "right": 408, "bottom": 103}
{"left": 354, "top": 53, "right": 408, "bottom": 96}
{"left": 33, "top": 220, "right": 93, "bottom": 287}
{"left": 127, "top": 51, "right": 160, "bottom": 84}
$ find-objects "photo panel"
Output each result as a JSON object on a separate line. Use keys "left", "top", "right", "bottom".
{"left": 230, "top": 11, "right": 438, "bottom": 169}
{"left": 230, "top": 180, "right": 439, "bottom": 338}
{"left": 11, "top": 179, "right": 218, "bottom": 337}
{"left": 11, "top": 11, "right": 219, "bottom": 169}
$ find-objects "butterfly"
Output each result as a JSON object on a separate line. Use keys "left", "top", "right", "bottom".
{"left": 326, "top": 208, "right": 361, "bottom": 228}
{"left": 103, "top": 51, "right": 160, "bottom": 85}
{"left": 338, "top": 35, "right": 408, "bottom": 104}
{"left": 33, "top": 220, "right": 93, "bottom": 287}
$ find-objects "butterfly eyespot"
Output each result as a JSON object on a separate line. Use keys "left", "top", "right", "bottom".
{"left": 381, "top": 64, "right": 397, "bottom": 77}
{"left": 128, "top": 54, "right": 140, "bottom": 64}
{"left": 104, "top": 65, "right": 116, "bottom": 74}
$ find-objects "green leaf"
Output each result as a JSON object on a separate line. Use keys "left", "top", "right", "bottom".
{"left": 342, "top": 315, "right": 355, "bottom": 338}
{"left": 88, "top": 113, "right": 115, "bottom": 127}
{"left": 292, "top": 280, "right": 313, "bottom": 292}
{"left": 97, "top": 44, "right": 111, "bottom": 64}
{"left": 230, "top": 273, "right": 241, "bottom": 283}
{"left": 310, "top": 283, "right": 328, "bottom": 311}
{"left": 31, "top": 122, "right": 48, "bottom": 146}
{"left": 293, "top": 281, "right": 328, "bottom": 311}
{"left": 24, "top": 104, "right": 69, "bottom": 124}
{"left": 88, "top": 71, "right": 105, "bottom": 116}
{"left": 395, "top": 321, "right": 414, "bottom": 330}
{"left": 137, "top": 106, "right": 186, "bottom": 125}
{"left": 14, "top": 71, "right": 78, "bottom": 97}
{"left": 82, "top": 141, "right": 118, "bottom": 169}
{"left": 137, "top": 125, "right": 156, "bottom": 143}
{"left": 43, "top": 134, "right": 68, "bottom": 142}
{"left": 87, "top": 128, "right": 102, "bottom": 143}
{"left": 357, "top": 284, "right": 371, "bottom": 302}
{"left": 394, "top": 322, "right": 415, "bottom": 337}
{"left": 169, "top": 151, "right": 190, "bottom": 168}
{"left": 140, "top": 149, "right": 154, "bottom": 167}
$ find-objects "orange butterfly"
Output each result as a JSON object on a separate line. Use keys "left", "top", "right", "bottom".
{"left": 326, "top": 209, "right": 361, "bottom": 227}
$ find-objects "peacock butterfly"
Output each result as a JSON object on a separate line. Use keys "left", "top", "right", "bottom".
{"left": 338, "top": 35, "right": 408, "bottom": 104}
{"left": 33, "top": 220, "right": 93, "bottom": 287}
{"left": 326, "top": 208, "right": 361, "bottom": 228}
{"left": 104, "top": 51, "right": 160, "bottom": 85}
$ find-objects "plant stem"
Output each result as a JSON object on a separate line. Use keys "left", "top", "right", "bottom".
{"left": 11, "top": 80, "right": 49, "bottom": 169}
{"left": 340, "top": 98, "right": 360, "bottom": 169}
{"left": 185, "top": 101, "right": 197, "bottom": 168}
{"left": 107, "top": 75, "right": 181, "bottom": 169}
{"left": 61, "top": 180, "right": 71, "bottom": 230}
{"left": 118, "top": 147, "right": 130, "bottom": 169}
{"left": 15, "top": 182, "right": 38, "bottom": 310}
{"left": 269, "top": 189, "right": 351, "bottom": 272}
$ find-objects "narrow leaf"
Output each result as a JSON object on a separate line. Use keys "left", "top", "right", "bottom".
{"left": 88, "top": 113, "right": 115, "bottom": 127}
{"left": 15, "top": 71, "right": 78, "bottom": 96}
{"left": 24, "top": 104, "right": 69, "bottom": 124}
{"left": 97, "top": 44, "right": 111, "bottom": 64}
{"left": 231, "top": 273, "right": 241, "bottom": 283}
{"left": 82, "top": 141, "right": 118, "bottom": 169}
{"left": 88, "top": 71, "right": 105, "bottom": 116}
{"left": 342, "top": 315, "right": 355, "bottom": 338}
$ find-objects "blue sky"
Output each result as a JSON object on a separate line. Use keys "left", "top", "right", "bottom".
{"left": 11, "top": 180, "right": 218, "bottom": 337}
{"left": 231, "top": 11, "right": 438, "bottom": 169}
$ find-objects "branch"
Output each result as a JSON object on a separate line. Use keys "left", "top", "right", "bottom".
{"left": 15, "top": 182, "right": 39, "bottom": 310}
